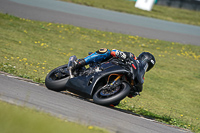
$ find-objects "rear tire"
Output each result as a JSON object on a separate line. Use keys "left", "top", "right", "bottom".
{"left": 45, "top": 64, "right": 69, "bottom": 92}
{"left": 93, "top": 82, "right": 130, "bottom": 105}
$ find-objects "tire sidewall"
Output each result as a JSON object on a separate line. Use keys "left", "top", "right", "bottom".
{"left": 93, "top": 82, "right": 130, "bottom": 105}
{"left": 45, "top": 64, "right": 69, "bottom": 92}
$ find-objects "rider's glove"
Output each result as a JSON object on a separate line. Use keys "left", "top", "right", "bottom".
{"left": 72, "top": 59, "right": 85, "bottom": 70}
{"left": 115, "top": 50, "right": 127, "bottom": 60}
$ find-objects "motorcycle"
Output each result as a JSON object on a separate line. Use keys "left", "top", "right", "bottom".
{"left": 45, "top": 54, "right": 139, "bottom": 106}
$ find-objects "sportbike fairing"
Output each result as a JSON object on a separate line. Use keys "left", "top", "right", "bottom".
{"left": 65, "top": 61, "right": 130, "bottom": 98}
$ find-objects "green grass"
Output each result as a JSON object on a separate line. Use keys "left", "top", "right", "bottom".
{"left": 62, "top": 0, "right": 200, "bottom": 26}
{"left": 0, "top": 13, "right": 200, "bottom": 132}
{"left": 0, "top": 100, "right": 108, "bottom": 133}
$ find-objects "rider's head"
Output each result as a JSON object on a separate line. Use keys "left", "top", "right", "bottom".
{"left": 137, "top": 52, "right": 156, "bottom": 72}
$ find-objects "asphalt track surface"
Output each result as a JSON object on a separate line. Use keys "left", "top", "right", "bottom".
{"left": 0, "top": 0, "right": 195, "bottom": 132}
{"left": 0, "top": 0, "right": 200, "bottom": 45}
{"left": 0, "top": 73, "right": 188, "bottom": 133}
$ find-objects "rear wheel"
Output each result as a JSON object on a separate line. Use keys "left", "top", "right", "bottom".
{"left": 45, "top": 64, "right": 69, "bottom": 92}
{"left": 93, "top": 82, "right": 130, "bottom": 105}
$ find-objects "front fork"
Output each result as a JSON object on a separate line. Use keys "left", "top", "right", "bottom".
{"left": 68, "top": 55, "right": 77, "bottom": 78}
{"left": 68, "top": 67, "right": 74, "bottom": 78}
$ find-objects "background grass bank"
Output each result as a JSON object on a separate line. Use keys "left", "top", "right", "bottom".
{"left": 0, "top": 13, "right": 200, "bottom": 132}
{"left": 0, "top": 100, "right": 108, "bottom": 133}
{"left": 62, "top": 0, "right": 200, "bottom": 26}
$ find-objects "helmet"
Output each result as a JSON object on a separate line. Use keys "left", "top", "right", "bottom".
{"left": 137, "top": 52, "right": 156, "bottom": 72}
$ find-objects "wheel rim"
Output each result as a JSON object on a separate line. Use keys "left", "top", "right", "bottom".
{"left": 97, "top": 85, "right": 123, "bottom": 98}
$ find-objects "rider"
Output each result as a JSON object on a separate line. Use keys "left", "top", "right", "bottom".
{"left": 72, "top": 48, "right": 156, "bottom": 97}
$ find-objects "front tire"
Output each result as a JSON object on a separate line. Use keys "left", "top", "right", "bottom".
{"left": 45, "top": 64, "right": 69, "bottom": 92}
{"left": 93, "top": 82, "right": 131, "bottom": 105}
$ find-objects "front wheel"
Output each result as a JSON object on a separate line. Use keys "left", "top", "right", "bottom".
{"left": 93, "top": 82, "right": 131, "bottom": 105}
{"left": 45, "top": 64, "right": 69, "bottom": 92}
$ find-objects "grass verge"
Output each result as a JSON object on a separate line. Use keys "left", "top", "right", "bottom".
{"left": 0, "top": 13, "right": 200, "bottom": 132}
{"left": 0, "top": 100, "right": 108, "bottom": 133}
{"left": 62, "top": 0, "right": 200, "bottom": 26}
